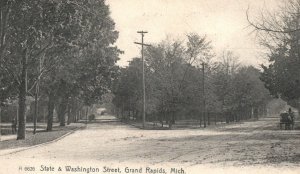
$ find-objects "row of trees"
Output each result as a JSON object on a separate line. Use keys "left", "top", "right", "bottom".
{"left": 112, "top": 34, "right": 271, "bottom": 128}
{"left": 247, "top": 0, "right": 300, "bottom": 113}
{"left": 0, "top": 0, "right": 121, "bottom": 139}
{"left": 114, "top": 0, "right": 300, "bottom": 128}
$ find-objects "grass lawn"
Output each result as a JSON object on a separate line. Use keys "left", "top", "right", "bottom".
{"left": 0, "top": 123, "right": 85, "bottom": 150}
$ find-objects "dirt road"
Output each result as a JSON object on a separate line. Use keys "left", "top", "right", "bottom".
{"left": 0, "top": 115, "right": 299, "bottom": 174}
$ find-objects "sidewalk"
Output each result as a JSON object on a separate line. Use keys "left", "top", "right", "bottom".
{"left": 0, "top": 123, "right": 85, "bottom": 156}
{"left": 0, "top": 134, "right": 16, "bottom": 142}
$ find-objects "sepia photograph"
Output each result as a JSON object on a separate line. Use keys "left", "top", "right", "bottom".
{"left": 0, "top": 0, "right": 299, "bottom": 173}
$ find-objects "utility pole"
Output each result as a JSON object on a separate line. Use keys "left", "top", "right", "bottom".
{"left": 134, "top": 31, "right": 150, "bottom": 129}
{"left": 202, "top": 62, "right": 206, "bottom": 128}
{"left": 225, "top": 62, "right": 230, "bottom": 123}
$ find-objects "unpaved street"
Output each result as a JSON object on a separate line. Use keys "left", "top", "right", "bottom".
{"left": 1, "top": 115, "right": 300, "bottom": 173}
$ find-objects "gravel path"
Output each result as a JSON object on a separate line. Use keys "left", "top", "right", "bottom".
{"left": 0, "top": 115, "right": 299, "bottom": 174}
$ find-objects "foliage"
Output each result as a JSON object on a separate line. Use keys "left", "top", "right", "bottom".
{"left": 113, "top": 35, "right": 272, "bottom": 126}
{"left": 0, "top": 0, "right": 121, "bottom": 137}
{"left": 248, "top": 0, "right": 300, "bottom": 109}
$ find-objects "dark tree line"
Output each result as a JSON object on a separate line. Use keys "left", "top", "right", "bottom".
{"left": 0, "top": 0, "right": 121, "bottom": 139}
{"left": 112, "top": 34, "right": 271, "bottom": 128}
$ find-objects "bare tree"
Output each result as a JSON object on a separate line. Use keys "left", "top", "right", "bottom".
{"left": 247, "top": 0, "right": 300, "bottom": 111}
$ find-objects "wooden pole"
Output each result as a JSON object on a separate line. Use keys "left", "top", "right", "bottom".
{"left": 202, "top": 62, "right": 206, "bottom": 128}
{"left": 134, "top": 31, "right": 150, "bottom": 129}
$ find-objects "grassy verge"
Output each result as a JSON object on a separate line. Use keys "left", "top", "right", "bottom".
{"left": 0, "top": 123, "right": 85, "bottom": 150}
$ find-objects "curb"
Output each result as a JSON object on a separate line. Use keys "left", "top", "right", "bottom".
{"left": 121, "top": 121, "right": 143, "bottom": 129}
{"left": 121, "top": 120, "right": 170, "bottom": 130}
{"left": 0, "top": 125, "right": 85, "bottom": 156}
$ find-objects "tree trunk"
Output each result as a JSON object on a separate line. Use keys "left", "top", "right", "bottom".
{"left": 79, "top": 109, "right": 82, "bottom": 120}
{"left": 71, "top": 105, "right": 77, "bottom": 123}
{"left": 207, "top": 112, "right": 210, "bottom": 125}
{"left": 214, "top": 113, "right": 217, "bottom": 125}
{"left": 225, "top": 111, "right": 229, "bottom": 124}
{"left": 75, "top": 110, "right": 78, "bottom": 123}
{"left": 203, "top": 110, "right": 206, "bottom": 127}
{"left": 33, "top": 56, "right": 41, "bottom": 134}
{"left": 172, "top": 110, "right": 175, "bottom": 124}
{"left": 199, "top": 111, "right": 202, "bottom": 127}
{"left": 168, "top": 112, "right": 173, "bottom": 129}
{"left": 73, "top": 100, "right": 78, "bottom": 123}
{"left": 17, "top": 49, "right": 27, "bottom": 140}
{"left": 85, "top": 106, "right": 89, "bottom": 123}
{"left": 33, "top": 83, "right": 39, "bottom": 134}
{"left": 121, "top": 101, "right": 124, "bottom": 120}
{"left": 58, "top": 95, "right": 68, "bottom": 126}
{"left": 0, "top": 107, "right": 2, "bottom": 138}
{"left": 46, "top": 92, "right": 55, "bottom": 131}
{"left": 161, "top": 111, "right": 164, "bottom": 127}
{"left": 67, "top": 106, "right": 71, "bottom": 125}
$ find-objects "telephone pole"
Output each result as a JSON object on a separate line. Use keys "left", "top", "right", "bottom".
{"left": 202, "top": 62, "right": 206, "bottom": 128}
{"left": 134, "top": 31, "right": 150, "bottom": 129}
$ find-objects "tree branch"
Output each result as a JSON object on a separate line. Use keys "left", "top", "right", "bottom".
{"left": 246, "top": 6, "right": 300, "bottom": 34}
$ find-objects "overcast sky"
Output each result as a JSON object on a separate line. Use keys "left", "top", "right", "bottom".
{"left": 106, "top": 0, "right": 279, "bottom": 67}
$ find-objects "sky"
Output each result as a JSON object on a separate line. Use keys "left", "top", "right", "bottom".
{"left": 106, "top": 0, "right": 279, "bottom": 67}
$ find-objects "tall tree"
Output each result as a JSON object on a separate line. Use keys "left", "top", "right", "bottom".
{"left": 44, "top": 0, "right": 121, "bottom": 129}
{"left": 232, "top": 66, "right": 271, "bottom": 120}
{"left": 114, "top": 34, "right": 214, "bottom": 128}
{"left": 248, "top": 0, "right": 300, "bottom": 111}
{"left": 212, "top": 50, "right": 240, "bottom": 123}
{"left": 2, "top": 0, "right": 71, "bottom": 139}
{"left": 0, "top": 0, "right": 121, "bottom": 137}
